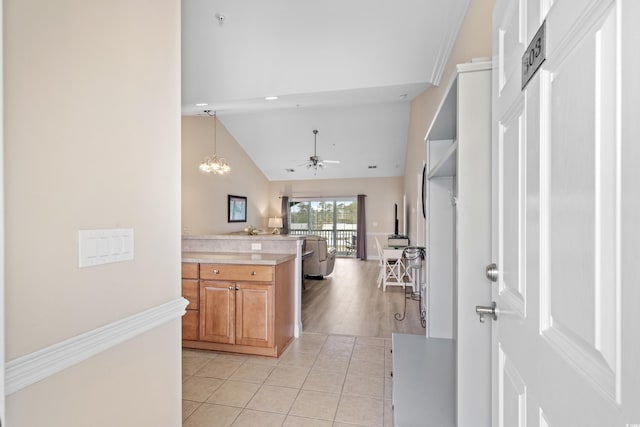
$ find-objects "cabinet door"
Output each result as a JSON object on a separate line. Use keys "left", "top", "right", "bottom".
{"left": 182, "top": 310, "right": 199, "bottom": 341}
{"left": 199, "top": 280, "right": 235, "bottom": 344}
{"left": 235, "top": 282, "right": 274, "bottom": 348}
{"left": 182, "top": 279, "right": 199, "bottom": 310}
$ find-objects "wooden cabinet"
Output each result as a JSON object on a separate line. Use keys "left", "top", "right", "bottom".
{"left": 200, "top": 263, "right": 273, "bottom": 282}
{"left": 234, "top": 282, "right": 273, "bottom": 347}
{"left": 181, "top": 259, "right": 294, "bottom": 357}
{"left": 199, "top": 281, "right": 236, "bottom": 344}
{"left": 181, "top": 263, "right": 199, "bottom": 340}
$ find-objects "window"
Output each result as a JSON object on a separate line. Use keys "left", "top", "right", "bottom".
{"left": 289, "top": 198, "right": 357, "bottom": 257}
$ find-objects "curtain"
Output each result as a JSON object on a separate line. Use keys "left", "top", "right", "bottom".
{"left": 281, "top": 196, "right": 289, "bottom": 234}
{"left": 356, "top": 194, "right": 367, "bottom": 260}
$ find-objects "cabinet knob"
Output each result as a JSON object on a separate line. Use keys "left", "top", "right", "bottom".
{"left": 250, "top": 271, "right": 256, "bottom": 276}
{"left": 228, "top": 286, "right": 234, "bottom": 290}
{"left": 235, "top": 286, "right": 240, "bottom": 291}
{"left": 213, "top": 269, "right": 220, "bottom": 274}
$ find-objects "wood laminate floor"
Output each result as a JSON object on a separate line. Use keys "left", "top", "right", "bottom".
{"left": 301, "top": 258, "right": 426, "bottom": 338}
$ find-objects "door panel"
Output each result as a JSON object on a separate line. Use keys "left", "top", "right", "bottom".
{"left": 541, "top": 5, "right": 619, "bottom": 399}
{"left": 182, "top": 310, "right": 199, "bottom": 341}
{"left": 492, "top": 0, "right": 640, "bottom": 425}
{"left": 235, "top": 283, "right": 273, "bottom": 348}
{"left": 199, "top": 281, "right": 235, "bottom": 344}
{"left": 498, "top": 98, "right": 526, "bottom": 317}
{"left": 496, "top": 0, "right": 525, "bottom": 98}
{"left": 499, "top": 345, "right": 526, "bottom": 427}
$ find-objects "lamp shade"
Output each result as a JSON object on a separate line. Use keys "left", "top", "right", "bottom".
{"left": 268, "top": 217, "right": 283, "bottom": 228}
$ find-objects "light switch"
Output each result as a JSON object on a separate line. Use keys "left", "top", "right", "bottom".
{"left": 251, "top": 243, "right": 262, "bottom": 251}
{"left": 78, "top": 228, "right": 134, "bottom": 268}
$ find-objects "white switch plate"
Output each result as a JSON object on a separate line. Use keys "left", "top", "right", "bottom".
{"left": 251, "top": 243, "right": 262, "bottom": 251}
{"left": 78, "top": 228, "right": 134, "bottom": 268}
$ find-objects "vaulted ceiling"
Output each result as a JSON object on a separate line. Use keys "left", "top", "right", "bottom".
{"left": 182, "top": 0, "right": 470, "bottom": 181}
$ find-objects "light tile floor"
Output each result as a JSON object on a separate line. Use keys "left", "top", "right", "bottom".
{"left": 182, "top": 333, "right": 394, "bottom": 427}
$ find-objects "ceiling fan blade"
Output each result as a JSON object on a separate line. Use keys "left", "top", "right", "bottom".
{"left": 301, "top": 130, "right": 340, "bottom": 171}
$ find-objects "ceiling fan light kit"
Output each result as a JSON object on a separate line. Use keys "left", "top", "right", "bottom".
{"left": 302, "top": 129, "right": 340, "bottom": 173}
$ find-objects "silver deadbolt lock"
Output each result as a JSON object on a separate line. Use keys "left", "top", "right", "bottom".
{"left": 485, "top": 263, "right": 499, "bottom": 282}
{"left": 475, "top": 302, "right": 497, "bottom": 323}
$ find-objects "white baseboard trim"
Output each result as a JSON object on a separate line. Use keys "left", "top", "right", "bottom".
{"left": 5, "top": 297, "right": 188, "bottom": 395}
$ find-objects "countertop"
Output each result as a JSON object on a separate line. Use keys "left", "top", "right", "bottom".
{"left": 182, "top": 251, "right": 296, "bottom": 265}
{"left": 182, "top": 234, "right": 305, "bottom": 241}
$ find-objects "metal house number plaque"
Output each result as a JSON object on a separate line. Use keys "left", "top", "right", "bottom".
{"left": 522, "top": 20, "right": 546, "bottom": 90}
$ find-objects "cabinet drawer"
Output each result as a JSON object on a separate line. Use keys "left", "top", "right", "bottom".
{"left": 182, "top": 263, "right": 199, "bottom": 279}
{"left": 200, "top": 264, "right": 273, "bottom": 282}
{"left": 182, "top": 309, "right": 199, "bottom": 341}
{"left": 182, "top": 279, "right": 199, "bottom": 309}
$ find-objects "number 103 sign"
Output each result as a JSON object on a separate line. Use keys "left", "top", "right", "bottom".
{"left": 522, "top": 20, "right": 546, "bottom": 90}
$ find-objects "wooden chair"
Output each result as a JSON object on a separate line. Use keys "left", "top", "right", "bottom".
{"left": 374, "top": 237, "right": 405, "bottom": 291}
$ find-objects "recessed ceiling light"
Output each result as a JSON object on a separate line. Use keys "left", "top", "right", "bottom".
{"left": 195, "top": 103, "right": 208, "bottom": 106}
{"left": 265, "top": 96, "right": 279, "bottom": 101}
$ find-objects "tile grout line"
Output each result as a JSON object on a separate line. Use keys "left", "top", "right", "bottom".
{"left": 183, "top": 333, "right": 393, "bottom": 426}
{"left": 332, "top": 338, "right": 355, "bottom": 424}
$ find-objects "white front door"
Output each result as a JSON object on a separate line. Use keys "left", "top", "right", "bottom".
{"left": 491, "top": 0, "right": 640, "bottom": 425}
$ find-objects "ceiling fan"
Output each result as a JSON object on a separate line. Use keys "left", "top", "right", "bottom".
{"left": 300, "top": 129, "right": 341, "bottom": 171}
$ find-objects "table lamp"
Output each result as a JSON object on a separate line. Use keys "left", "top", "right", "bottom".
{"left": 268, "top": 217, "right": 283, "bottom": 234}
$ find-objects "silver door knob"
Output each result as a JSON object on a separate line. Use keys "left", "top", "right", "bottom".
{"left": 485, "top": 263, "right": 498, "bottom": 282}
{"left": 475, "top": 302, "right": 497, "bottom": 323}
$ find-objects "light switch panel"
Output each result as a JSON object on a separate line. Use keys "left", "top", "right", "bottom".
{"left": 78, "top": 228, "right": 134, "bottom": 268}
{"left": 251, "top": 243, "right": 262, "bottom": 251}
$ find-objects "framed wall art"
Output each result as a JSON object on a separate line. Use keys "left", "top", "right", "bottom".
{"left": 228, "top": 195, "right": 247, "bottom": 223}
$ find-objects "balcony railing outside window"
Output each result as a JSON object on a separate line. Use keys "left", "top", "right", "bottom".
{"left": 290, "top": 228, "right": 357, "bottom": 257}
{"left": 289, "top": 198, "right": 357, "bottom": 257}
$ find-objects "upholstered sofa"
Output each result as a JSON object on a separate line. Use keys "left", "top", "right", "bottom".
{"left": 302, "top": 235, "right": 336, "bottom": 278}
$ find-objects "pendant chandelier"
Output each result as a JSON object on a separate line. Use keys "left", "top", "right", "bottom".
{"left": 199, "top": 110, "right": 231, "bottom": 175}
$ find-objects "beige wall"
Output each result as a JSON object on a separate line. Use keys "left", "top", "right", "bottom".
{"left": 403, "top": 0, "right": 495, "bottom": 244}
{"left": 182, "top": 116, "right": 271, "bottom": 235}
{"left": 181, "top": 116, "right": 405, "bottom": 255}
{"left": 4, "top": 0, "right": 182, "bottom": 425}
{"left": 6, "top": 322, "right": 182, "bottom": 426}
{"left": 268, "top": 177, "right": 404, "bottom": 257}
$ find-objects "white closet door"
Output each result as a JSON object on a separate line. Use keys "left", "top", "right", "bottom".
{"left": 491, "top": 0, "right": 640, "bottom": 426}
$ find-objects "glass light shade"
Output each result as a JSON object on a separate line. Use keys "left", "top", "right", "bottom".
{"left": 199, "top": 154, "right": 231, "bottom": 175}
{"left": 199, "top": 111, "right": 231, "bottom": 175}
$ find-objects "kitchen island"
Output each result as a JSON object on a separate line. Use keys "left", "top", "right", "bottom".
{"left": 182, "top": 234, "right": 304, "bottom": 357}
